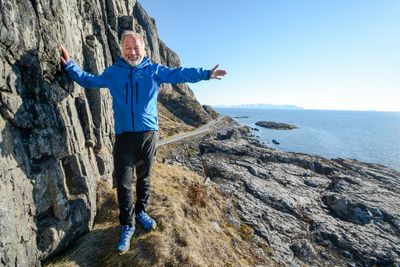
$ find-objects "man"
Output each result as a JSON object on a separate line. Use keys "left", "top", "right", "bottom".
{"left": 60, "top": 31, "right": 226, "bottom": 255}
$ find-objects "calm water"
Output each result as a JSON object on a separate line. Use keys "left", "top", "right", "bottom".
{"left": 215, "top": 108, "right": 400, "bottom": 171}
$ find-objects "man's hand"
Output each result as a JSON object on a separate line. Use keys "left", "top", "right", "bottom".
{"left": 210, "top": 64, "right": 227, "bottom": 80}
{"left": 59, "top": 45, "right": 70, "bottom": 65}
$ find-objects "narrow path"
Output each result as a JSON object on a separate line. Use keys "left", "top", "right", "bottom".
{"left": 157, "top": 118, "right": 219, "bottom": 147}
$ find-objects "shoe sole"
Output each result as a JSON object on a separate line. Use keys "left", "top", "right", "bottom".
{"left": 118, "top": 250, "right": 127, "bottom": 256}
{"left": 117, "top": 234, "right": 135, "bottom": 256}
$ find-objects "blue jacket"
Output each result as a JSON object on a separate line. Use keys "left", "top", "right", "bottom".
{"left": 64, "top": 57, "right": 211, "bottom": 134}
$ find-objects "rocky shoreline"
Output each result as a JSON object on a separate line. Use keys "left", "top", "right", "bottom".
{"left": 160, "top": 116, "right": 400, "bottom": 266}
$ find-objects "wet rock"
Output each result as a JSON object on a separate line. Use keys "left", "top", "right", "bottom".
{"left": 272, "top": 139, "right": 280, "bottom": 145}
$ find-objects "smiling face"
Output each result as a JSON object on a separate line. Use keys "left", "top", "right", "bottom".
{"left": 122, "top": 35, "right": 144, "bottom": 67}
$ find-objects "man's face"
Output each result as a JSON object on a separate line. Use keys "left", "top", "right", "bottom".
{"left": 122, "top": 36, "right": 144, "bottom": 67}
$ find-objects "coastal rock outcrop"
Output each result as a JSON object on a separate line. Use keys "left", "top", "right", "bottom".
{"left": 256, "top": 121, "right": 298, "bottom": 130}
{"left": 197, "top": 125, "right": 400, "bottom": 266}
{"left": 0, "top": 1, "right": 212, "bottom": 265}
{"left": 160, "top": 118, "right": 400, "bottom": 266}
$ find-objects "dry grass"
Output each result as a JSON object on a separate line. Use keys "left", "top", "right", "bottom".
{"left": 45, "top": 163, "right": 274, "bottom": 267}
{"left": 95, "top": 179, "right": 119, "bottom": 224}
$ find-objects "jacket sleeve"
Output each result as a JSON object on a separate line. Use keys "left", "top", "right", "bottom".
{"left": 63, "top": 59, "right": 110, "bottom": 89}
{"left": 153, "top": 64, "right": 211, "bottom": 84}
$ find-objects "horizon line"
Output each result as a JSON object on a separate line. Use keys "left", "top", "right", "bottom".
{"left": 211, "top": 104, "right": 400, "bottom": 113}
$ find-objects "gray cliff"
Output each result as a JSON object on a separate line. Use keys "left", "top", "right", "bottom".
{"left": 0, "top": 1, "right": 212, "bottom": 265}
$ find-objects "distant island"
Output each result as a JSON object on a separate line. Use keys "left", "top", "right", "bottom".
{"left": 213, "top": 103, "right": 304, "bottom": 110}
{"left": 255, "top": 121, "right": 299, "bottom": 130}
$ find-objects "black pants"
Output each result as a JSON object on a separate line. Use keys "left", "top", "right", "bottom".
{"left": 113, "top": 131, "right": 158, "bottom": 226}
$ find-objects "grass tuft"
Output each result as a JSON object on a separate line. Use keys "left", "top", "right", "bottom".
{"left": 187, "top": 183, "right": 208, "bottom": 207}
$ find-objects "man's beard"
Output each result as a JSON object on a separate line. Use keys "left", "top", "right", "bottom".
{"left": 123, "top": 56, "right": 142, "bottom": 67}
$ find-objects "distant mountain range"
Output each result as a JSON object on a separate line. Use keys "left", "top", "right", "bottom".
{"left": 213, "top": 104, "right": 304, "bottom": 110}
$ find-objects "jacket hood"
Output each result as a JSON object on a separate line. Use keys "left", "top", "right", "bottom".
{"left": 116, "top": 57, "right": 151, "bottom": 69}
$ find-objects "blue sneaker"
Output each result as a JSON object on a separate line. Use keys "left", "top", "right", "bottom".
{"left": 116, "top": 225, "right": 135, "bottom": 255}
{"left": 136, "top": 211, "right": 157, "bottom": 231}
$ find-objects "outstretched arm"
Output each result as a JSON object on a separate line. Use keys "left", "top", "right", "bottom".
{"left": 209, "top": 64, "right": 227, "bottom": 80}
{"left": 59, "top": 45, "right": 109, "bottom": 89}
{"left": 154, "top": 64, "right": 227, "bottom": 84}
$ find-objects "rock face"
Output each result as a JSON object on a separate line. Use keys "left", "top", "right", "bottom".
{"left": 255, "top": 121, "right": 298, "bottom": 130}
{"left": 158, "top": 83, "right": 213, "bottom": 127}
{"left": 202, "top": 104, "right": 219, "bottom": 120}
{"left": 196, "top": 125, "right": 400, "bottom": 266}
{"left": 0, "top": 1, "right": 212, "bottom": 266}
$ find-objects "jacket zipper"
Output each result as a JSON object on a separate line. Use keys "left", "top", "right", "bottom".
{"left": 125, "top": 83, "right": 128, "bottom": 104}
{"left": 130, "top": 68, "right": 135, "bottom": 131}
{"left": 135, "top": 82, "right": 139, "bottom": 104}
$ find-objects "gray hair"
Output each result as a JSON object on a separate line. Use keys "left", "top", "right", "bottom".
{"left": 120, "top": 31, "right": 145, "bottom": 48}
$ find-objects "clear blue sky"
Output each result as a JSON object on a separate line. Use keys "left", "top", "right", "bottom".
{"left": 139, "top": 0, "right": 400, "bottom": 111}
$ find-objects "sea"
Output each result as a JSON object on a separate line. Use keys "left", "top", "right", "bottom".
{"left": 215, "top": 108, "right": 400, "bottom": 171}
